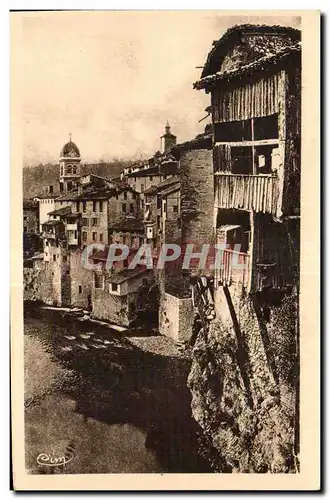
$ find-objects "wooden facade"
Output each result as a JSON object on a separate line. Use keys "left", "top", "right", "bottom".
{"left": 211, "top": 72, "right": 283, "bottom": 123}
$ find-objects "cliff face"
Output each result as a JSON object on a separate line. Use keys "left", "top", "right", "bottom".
{"left": 187, "top": 289, "right": 298, "bottom": 473}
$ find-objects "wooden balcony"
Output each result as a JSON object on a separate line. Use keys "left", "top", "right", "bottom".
{"left": 214, "top": 173, "right": 279, "bottom": 215}
{"left": 215, "top": 248, "right": 250, "bottom": 288}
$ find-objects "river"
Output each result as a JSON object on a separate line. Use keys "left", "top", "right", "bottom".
{"left": 24, "top": 305, "right": 210, "bottom": 474}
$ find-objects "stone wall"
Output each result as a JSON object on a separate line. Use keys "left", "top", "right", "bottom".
{"left": 159, "top": 292, "right": 194, "bottom": 343}
{"left": 180, "top": 148, "right": 214, "bottom": 277}
{"left": 92, "top": 288, "right": 138, "bottom": 326}
{"left": 188, "top": 285, "right": 298, "bottom": 472}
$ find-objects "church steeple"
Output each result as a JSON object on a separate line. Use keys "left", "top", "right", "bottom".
{"left": 59, "top": 135, "right": 81, "bottom": 193}
{"left": 160, "top": 122, "right": 177, "bottom": 154}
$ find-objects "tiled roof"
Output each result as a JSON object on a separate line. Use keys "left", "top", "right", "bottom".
{"left": 143, "top": 175, "right": 180, "bottom": 196}
{"left": 200, "top": 24, "right": 301, "bottom": 79}
{"left": 47, "top": 205, "right": 72, "bottom": 217}
{"left": 194, "top": 42, "right": 301, "bottom": 90}
{"left": 23, "top": 199, "right": 39, "bottom": 209}
{"left": 108, "top": 265, "right": 149, "bottom": 284}
{"left": 109, "top": 217, "right": 145, "bottom": 232}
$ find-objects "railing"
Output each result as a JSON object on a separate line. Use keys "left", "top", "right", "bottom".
{"left": 215, "top": 248, "right": 250, "bottom": 288}
{"left": 214, "top": 173, "right": 279, "bottom": 215}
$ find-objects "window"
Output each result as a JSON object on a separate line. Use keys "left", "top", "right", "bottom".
{"left": 122, "top": 203, "right": 127, "bottom": 214}
{"left": 63, "top": 256, "right": 67, "bottom": 262}
{"left": 81, "top": 218, "right": 88, "bottom": 226}
{"left": 60, "top": 166, "right": 63, "bottom": 176}
{"left": 141, "top": 184, "right": 145, "bottom": 192}
{"left": 92, "top": 232, "right": 97, "bottom": 242}
{"left": 215, "top": 119, "right": 252, "bottom": 143}
{"left": 93, "top": 201, "right": 97, "bottom": 212}
{"left": 231, "top": 146, "right": 253, "bottom": 174}
{"left": 72, "top": 166, "right": 77, "bottom": 174}
{"left": 83, "top": 202, "right": 86, "bottom": 212}
{"left": 123, "top": 192, "right": 127, "bottom": 200}
{"left": 67, "top": 217, "right": 75, "bottom": 224}
{"left": 92, "top": 218, "right": 99, "bottom": 226}
{"left": 173, "top": 205, "right": 178, "bottom": 213}
{"left": 253, "top": 113, "right": 278, "bottom": 141}
{"left": 74, "top": 230, "right": 77, "bottom": 239}
{"left": 99, "top": 201, "right": 103, "bottom": 212}
{"left": 23, "top": 226, "right": 27, "bottom": 233}
{"left": 45, "top": 240, "right": 49, "bottom": 246}
{"left": 110, "top": 283, "right": 118, "bottom": 292}
{"left": 99, "top": 233, "right": 103, "bottom": 242}
{"left": 67, "top": 165, "right": 72, "bottom": 174}
{"left": 149, "top": 176, "right": 153, "bottom": 181}
{"left": 78, "top": 285, "right": 82, "bottom": 294}
{"left": 53, "top": 255, "right": 56, "bottom": 262}
{"left": 82, "top": 231, "right": 87, "bottom": 242}
{"left": 129, "top": 203, "right": 134, "bottom": 214}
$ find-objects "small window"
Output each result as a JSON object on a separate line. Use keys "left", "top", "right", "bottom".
{"left": 123, "top": 192, "right": 127, "bottom": 200}
{"left": 72, "top": 166, "right": 77, "bottom": 174}
{"left": 111, "top": 283, "right": 118, "bottom": 292}
{"left": 82, "top": 231, "right": 87, "bottom": 242}
{"left": 173, "top": 205, "right": 178, "bottom": 213}
{"left": 99, "top": 233, "right": 103, "bottom": 242}
{"left": 63, "top": 255, "right": 67, "bottom": 262}
{"left": 92, "top": 232, "right": 97, "bottom": 242}
{"left": 53, "top": 255, "right": 56, "bottom": 262}
{"left": 149, "top": 176, "right": 153, "bottom": 181}
{"left": 67, "top": 181, "right": 72, "bottom": 191}
{"left": 76, "top": 201, "right": 80, "bottom": 212}
{"left": 83, "top": 202, "right": 86, "bottom": 212}
{"left": 23, "top": 215, "right": 27, "bottom": 221}
{"left": 66, "top": 165, "right": 72, "bottom": 174}
{"left": 78, "top": 285, "right": 82, "bottom": 294}
{"left": 82, "top": 218, "right": 88, "bottom": 226}
{"left": 23, "top": 226, "right": 27, "bottom": 233}
{"left": 92, "top": 218, "right": 99, "bottom": 226}
{"left": 99, "top": 201, "right": 103, "bottom": 212}
{"left": 93, "top": 201, "right": 97, "bottom": 212}
{"left": 141, "top": 184, "right": 145, "bottom": 192}
{"left": 94, "top": 273, "right": 103, "bottom": 289}
{"left": 129, "top": 203, "right": 134, "bottom": 214}
{"left": 122, "top": 203, "right": 127, "bottom": 214}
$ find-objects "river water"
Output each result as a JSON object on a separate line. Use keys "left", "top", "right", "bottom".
{"left": 24, "top": 306, "right": 210, "bottom": 474}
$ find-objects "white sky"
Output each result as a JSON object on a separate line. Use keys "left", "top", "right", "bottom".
{"left": 19, "top": 11, "right": 300, "bottom": 165}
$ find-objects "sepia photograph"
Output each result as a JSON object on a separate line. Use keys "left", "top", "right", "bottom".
{"left": 10, "top": 9, "right": 320, "bottom": 491}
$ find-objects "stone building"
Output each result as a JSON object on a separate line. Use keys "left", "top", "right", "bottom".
{"left": 23, "top": 199, "right": 39, "bottom": 234}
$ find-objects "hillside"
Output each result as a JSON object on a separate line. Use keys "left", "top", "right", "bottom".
{"left": 23, "top": 160, "right": 134, "bottom": 199}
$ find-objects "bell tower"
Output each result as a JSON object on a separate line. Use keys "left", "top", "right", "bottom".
{"left": 59, "top": 134, "right": 82, "bottom": 192}
{"left": 160, "top": 122, "right": 177, "bottom": 155}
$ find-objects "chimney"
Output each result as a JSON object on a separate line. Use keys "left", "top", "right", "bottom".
{"left": 161, "top": 122, "right": 176, "bottom": 154}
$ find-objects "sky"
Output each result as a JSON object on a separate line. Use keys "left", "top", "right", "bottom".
{"left": 19, "top": 11, "right": 300, "bottom": 166}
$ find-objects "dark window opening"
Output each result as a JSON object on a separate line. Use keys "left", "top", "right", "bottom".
{"left": 231, "top": 146, "right": 253, "bottom": 174}
{"left": 76, "top": 201, "right": 80, "bottom": 212}
{"left": 122, "top": 203, "right": 127, "bottom": 214}
{"left": 66, "top": 165, "right": 72, "bottom": 174}
{"left": 53, "top": 255, "right": 56, "bottom": 262}
{"left": 94, "top": 273, "right": 103, "bottom": 289}
{"left": 111, "top": 283, "right": 118, "bottom": 292}
{"left": 99, "top": 201, "right": 103, "bottom": 212}
{"left": 63, "top": 256, "right": 67, "bottom": 262}
{"left": 215, "top": 119, "right": 252, "bottom": 142}
{"left": 78, "top": 285, "right": 82, "bottom": 294}
{"left": 72, "top": 166, "right": 77, "bottom": 174}
{"left": 99, "top": 233, "right": 103, "bottom": 242}
{"left": 129, "top": 203, "right": 134, "bottom": 214}
{"left": 83, "top": 202, "right": 86, "bottom": 212}
{"left": 173, "top": 205, "right": 178, "bottom": 213}
{"left": 93, "top": 201, "right": 97, "bottom": 212}
{"left": 123, "top": 192, "right": 128, "bottom": 200}
{"left": 67, "top": 181, "right": 72, "bottom": 191}
{"left": 253, "top": 113, "right": 278, "bottom": 140}
{"left": 92, "top": 232, "right": 97, "bottom": 242}
{"left": 82, "top": 231, "right": 87, "bottom": 242}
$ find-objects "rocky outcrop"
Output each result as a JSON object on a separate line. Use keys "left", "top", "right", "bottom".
{"left": 188, "top": 291, "right": 299, "bottom": 473}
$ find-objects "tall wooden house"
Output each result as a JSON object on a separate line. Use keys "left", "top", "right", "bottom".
{"left": 194, "top": 24, "right": 301, "bottom": 293}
